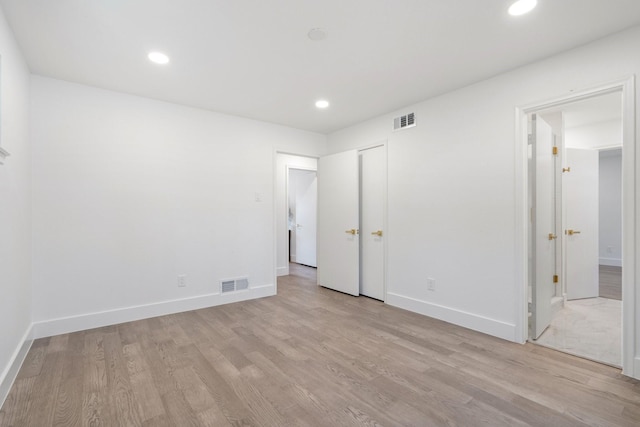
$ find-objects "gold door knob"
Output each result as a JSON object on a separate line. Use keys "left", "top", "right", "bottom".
{"left": 371, "top": 230, "right": 383, "bottom": 237}
{"left": 566, "top": 229, "right": 581, "bottom": 235}
{"left": 548, "top": 233, "right": 557, "bottom": 240}
{"left": 563, "top": 167, "right": 571, "bottom": 173}
{"left": 345, "top": 229, "right": 358, "bottom": 235}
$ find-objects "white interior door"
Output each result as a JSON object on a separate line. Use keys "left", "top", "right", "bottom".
{"left": 532, "top": 114, "right": 556, "bottom": 339}
{"left": 565, "top": 148, "right": 599, "bottom": 300}
{"left": 317, "top": 150, "right": 359, "bottom": 296}
{"left": 360, "top": 147, "right": 385, "bottom": 300}
{"left": 294, "top": 170, "right": 317, "bottom": 267}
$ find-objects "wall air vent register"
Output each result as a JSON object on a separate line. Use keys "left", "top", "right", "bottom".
{"left": 393, "top": 112, "right": 416, "bottom": 131}
{"left": 220, "top": 277, "right": 250, "bottom": 293}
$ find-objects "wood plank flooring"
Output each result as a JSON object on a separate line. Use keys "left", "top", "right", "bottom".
{"left": 600, "top": 265, "right": 622, "bottom": 300}
{"left": 2, "top": 264, "right": 640, "bottom": 426}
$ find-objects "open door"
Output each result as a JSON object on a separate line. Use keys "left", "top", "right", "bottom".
{"left": 565, "top": 148, "right": 599, "bottom": 300}
{"left": 293, "top": 170, "right": 317, "bottom": 267}
{"left": 317, "top": 150, "right": 359, "bottom": 296}
{"left": 532, "top": 114, "right": 556, "bottom": 339}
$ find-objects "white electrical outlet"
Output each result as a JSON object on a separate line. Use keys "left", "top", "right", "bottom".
{"left": 607, "top": 246, "right": 613, "bottom": 254}
{"left": 427, "top": 278, "right": 436, "bottom": 291}
{"left": 178, "top": 274, "right": 187, "bottom": 287}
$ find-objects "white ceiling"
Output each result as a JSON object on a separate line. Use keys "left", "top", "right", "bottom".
{"left": 2, "top": 0, "right": 640, "bottom": 134}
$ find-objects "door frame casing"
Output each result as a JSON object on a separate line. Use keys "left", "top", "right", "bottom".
{"left": 514, "top": 76, "right": 636, "bottom": 378}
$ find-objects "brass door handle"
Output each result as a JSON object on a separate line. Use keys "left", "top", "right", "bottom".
{"left": 371, "top": 230, "right": 383, "bottom": 237}
{"left": 345, "top": 229, "right": 359, "bottom": 235}
{"left": 566, "top": 229, "right": 581, "bottom": 235}
{"left": 563, "top": 167, "right": 571, "bottom": 173}
{"left": 548, "top": 233, "right": 557, "bottom": 240}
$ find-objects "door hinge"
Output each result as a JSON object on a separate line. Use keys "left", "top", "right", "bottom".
{"left": 553, "top": 275, "right": 559, "bottom": 283}
{"left": 552, "top": 146, "right": 558, "bottom": 155}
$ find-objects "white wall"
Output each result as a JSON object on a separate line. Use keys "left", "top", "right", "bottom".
{"left": 0, "top": 6, "right": 32, "bottom": 406}
{"left": 275, "top": 154, "right": 318, "bottom": 276}
{"left": 30, "top": 76, "right": 326, "bottom": 337}
{"left": 327, "top": 26, "right": 640, "bottom": 350}
{"left": 565, "top": 119, "right": 622, "bottom": 149}
{"left": 600, "top": 149, "right": 622, "bottom": 266}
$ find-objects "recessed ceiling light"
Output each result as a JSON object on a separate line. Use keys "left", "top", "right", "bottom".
{"left": 148, "top": 51, "right": 170, "bottom": 65}
{"left": 315, "top": 100, "right": 330, "bottom": 109}
{"left": 508, "top": 0, "right": 537, "bottom": 16}
{"left": 308, "top": 28, "right": 328, "bottom": 41}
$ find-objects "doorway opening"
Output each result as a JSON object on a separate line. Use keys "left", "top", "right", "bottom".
{"left": 288, "top": 168, "right": 317, "bottom": 268}
{"left": 527, "top": 91, "right": 623, "bottom": 367}
{"left": 275, "top": 153, "right": 317, "bottom": 279}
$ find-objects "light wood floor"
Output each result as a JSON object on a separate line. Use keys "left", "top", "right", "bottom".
{"left": 600, "top": 265, "right": 622, "bottom": 300}
{"left": 2, "top": 265, "right": 640, "bottom": 426}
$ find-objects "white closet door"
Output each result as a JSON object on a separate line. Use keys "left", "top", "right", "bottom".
{"left": 360, "top": 146, "right": 385, "bottom": 300}
{"left": 317, "top": 150, "right": 359, "bottom": 296}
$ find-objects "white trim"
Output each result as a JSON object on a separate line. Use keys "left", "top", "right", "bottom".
{"left": 599, "top": 258, "right": 623, "bottom": 267}
{"left": 622, "top": 76, "right": 636, "bottom": 379}
{"left": 356, "top": 140, "right": 387, "bottom": 152}
{"left": 386, "top": 292, "right": 517, "bottom": 342}
{"left": 31, "top": 285, "right": 274, "bottom": 339}
{"left": 0, "top": 146, "right": 9, "bottom": 165}
{"left": 515, "top": 76, "right": 636, "bottom": 378}
{"left": 0, "top": 325, "right": 33, "bottom": 409}
{"left": 514, "top": 106, "right": 529, "bottom": 344}
{"left": 276, "top": 266, "right": 289, "bottom": 277}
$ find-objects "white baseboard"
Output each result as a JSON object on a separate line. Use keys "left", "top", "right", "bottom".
{"left": 386, "top": 292, "right": 517, "bottom": 342}
{"left": 599, "top": 258, "right": 622, "bottom": 267}
{"left": 31, "top": 285, "right": 275, "bottom": 339}
{"left": 277, "top": 266, "right": 289, "bottom": 277}
{"left": 0, "top": 325, "right": 33, "bottom": 409}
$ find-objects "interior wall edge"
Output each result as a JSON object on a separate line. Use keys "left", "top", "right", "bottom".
{"left": 633, "top": 357, "right": 640, "bottom": 379}
{"left": 385, "top": 292, "right": 517, "bottom": 343}
{"left": 0, "top": 325, "right": 33, "bottom": 410}
{"left": 30, "top": 284, "right": 274, "bottom": 340}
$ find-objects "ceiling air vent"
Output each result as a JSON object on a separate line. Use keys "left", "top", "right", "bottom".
{"left": 221, "top": 277, "right": 249, "bottom": 293}
{"left": 393, "top": 112, "right": 416, "bottom": 131}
